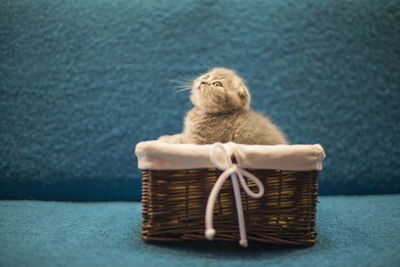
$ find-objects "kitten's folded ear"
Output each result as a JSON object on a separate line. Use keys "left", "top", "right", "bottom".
{"left": 238, "top": 81, "right": 251, "bottom": 110}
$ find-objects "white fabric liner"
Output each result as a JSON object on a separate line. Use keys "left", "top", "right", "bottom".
{"left": 135, "top": 141, "right": 326, "bottom": 171}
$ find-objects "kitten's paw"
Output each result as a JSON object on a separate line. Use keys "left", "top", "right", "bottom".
{"left": 158, "top": 135, "right": 173, "bottom": 143}
{"left": 158, "top": 134, "right": 186, "bottom": 144}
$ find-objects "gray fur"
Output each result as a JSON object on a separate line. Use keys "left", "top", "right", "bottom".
{"left": 159, "top": 67, "right": 288, "bottom": 145}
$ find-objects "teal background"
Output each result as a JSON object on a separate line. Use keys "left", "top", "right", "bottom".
{"left": 1, "top": 0, "right": 399, "bottom": 200}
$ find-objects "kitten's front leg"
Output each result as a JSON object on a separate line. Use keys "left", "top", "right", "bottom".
{"left": 158, "top": 133, "right": 187, "bottom": 144}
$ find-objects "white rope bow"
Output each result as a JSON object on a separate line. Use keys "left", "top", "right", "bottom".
{"left": 205, "top": 142, "right": 265, "bottom": 247}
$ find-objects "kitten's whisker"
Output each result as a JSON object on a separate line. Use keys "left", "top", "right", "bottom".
{"left": 169, "top": 81, "right": 192, "bottom": 88}
{"left": 179, "top": 73, "right": 196, "bottom": 83}
{"left": 169, "top": 82, "right": 192, "bottom": 90}
{"left": 165, "top": 85, "right": 191, "bottom": 91}
{"left": 167, "top": 81, "right": 191, "bottom": 87}
{"left": 173, "top": 88, "right": 192, "bottom": 96}
{"left": 171, "top": 84, "right": 192, "bottom": 89}
{"left": 182, "top": 73, "right": 195, "bottom": 81}
{"left": 176, "top": 88, "right": 191, "bottom": 92}
{"left": 168, "top": 73, "right": 195, "bottom": 96}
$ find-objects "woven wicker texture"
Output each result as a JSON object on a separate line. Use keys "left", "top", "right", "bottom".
{"left": 141, "top": 168, "right": 318, "bottom": 246}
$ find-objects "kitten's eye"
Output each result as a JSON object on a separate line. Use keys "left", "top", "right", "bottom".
{"left": 213, "top": 82, "right": 222, "bottom": 87}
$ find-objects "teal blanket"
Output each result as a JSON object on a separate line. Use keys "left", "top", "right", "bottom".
{"left": 1, "top": 195, "right": 399, "bottom": 266}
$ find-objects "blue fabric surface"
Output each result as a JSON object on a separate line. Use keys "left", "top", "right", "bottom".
{"left": 1, "top": 0, "right": 400, "bottom": 200}
{"left": 1, "top": 195, "right": 399, "bottom": 267}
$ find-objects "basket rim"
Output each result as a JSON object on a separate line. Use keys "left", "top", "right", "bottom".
{"left": 135, "top": 141, "right": 326, "bottom": 171}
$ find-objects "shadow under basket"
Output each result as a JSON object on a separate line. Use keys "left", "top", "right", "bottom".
{"left": 136, "top": 141, "right": 325, "bottom": 246}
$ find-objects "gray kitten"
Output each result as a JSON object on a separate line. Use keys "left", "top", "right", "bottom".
{"left": 159, "top": 67, "right": 288, "bottom": 145}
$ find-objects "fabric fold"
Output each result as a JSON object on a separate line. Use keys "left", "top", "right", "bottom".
{"left": 135, "top": 140, "right": 326, "bottom": 171}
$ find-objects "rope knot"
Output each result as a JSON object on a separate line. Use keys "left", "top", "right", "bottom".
{"left": 205, "top": 142, "right": 265, "bottom": 247}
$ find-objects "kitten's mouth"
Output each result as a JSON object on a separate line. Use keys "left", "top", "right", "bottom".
{"left": 197, "top": 84, "right": 206, "bottom": 92}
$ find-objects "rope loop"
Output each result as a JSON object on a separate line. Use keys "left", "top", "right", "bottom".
{"left": 205, "top": 142, "right": 265, "bottom": 247}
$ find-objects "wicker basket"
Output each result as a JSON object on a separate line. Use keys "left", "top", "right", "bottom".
{"left": 135, "top": 141, "right": 325, "bottom": 247}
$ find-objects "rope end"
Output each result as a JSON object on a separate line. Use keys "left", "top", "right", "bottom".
{"left": 239, "top": 239, "right": 248, "bottom": 247}
{"left": 205, "top": 228, "right": 215, "bottom": 241}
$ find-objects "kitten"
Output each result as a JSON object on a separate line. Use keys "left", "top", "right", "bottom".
{"left": 159, "top": 67, "right": 288, "bottom": 145}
